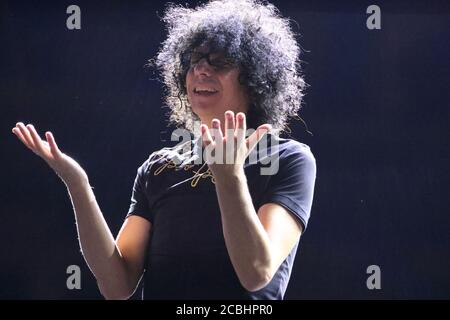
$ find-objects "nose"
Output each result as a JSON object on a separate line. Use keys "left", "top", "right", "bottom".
{"left": 193, "top": 58, "right": 213, "bottom": 76}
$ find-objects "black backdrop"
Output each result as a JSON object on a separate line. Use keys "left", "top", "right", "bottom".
{"left": 1, "top": 0, "right": 449, "bottom": 299}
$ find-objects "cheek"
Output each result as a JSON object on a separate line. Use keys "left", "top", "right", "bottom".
{"left": 229, "top": 79, "right": 247, "bottom": 99}
{"left": 185, "top": 70, "right": 193, "bottom": 91}
{"left": 221, "top": 71, "right": 240, "bottom": 92}
{"left": 185, "top": 72, "right": 196, "bottom": 102}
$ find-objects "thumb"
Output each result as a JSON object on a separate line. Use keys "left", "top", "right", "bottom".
{"left": 45, "top": 131, "right": 62, "bottom": 157}
{"left": 247, "top": 124, "right": 272, "bottom": 151}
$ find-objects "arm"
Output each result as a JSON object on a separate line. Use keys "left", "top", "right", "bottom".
{"left": 12, "top": 123, "right": 149, "bottom": 299}
{"left": 214, "top": 169, "right": 301, "bottom": 292}
{"left": 68, "top": 181, "right": 150, "bottom": 299}
{"left": 202, "top": 112, "right": 302, "bottom": 291}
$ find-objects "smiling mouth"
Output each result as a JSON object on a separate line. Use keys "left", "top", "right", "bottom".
{"left": 193, "top": 87, "right": 219, "bottom": 96}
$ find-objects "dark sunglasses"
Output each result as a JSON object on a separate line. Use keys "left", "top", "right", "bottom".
{"left": 183, "top": 50, "right": 236, "bottom": 70}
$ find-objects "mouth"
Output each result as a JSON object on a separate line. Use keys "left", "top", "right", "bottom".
{"left": 193, "top": 87, "right": 219, "bottom": 96}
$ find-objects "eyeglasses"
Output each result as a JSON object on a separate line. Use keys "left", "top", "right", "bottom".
{"left": 183, "top": 50, "right": 236, "bottom": 70}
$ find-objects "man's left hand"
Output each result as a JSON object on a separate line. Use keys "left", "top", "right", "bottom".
{"left": 201, "top": 110, "right": 272, "bottom": 179}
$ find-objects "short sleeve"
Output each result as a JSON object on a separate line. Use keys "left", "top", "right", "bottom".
{"left": 259, "top": 143, "right": 317, "bottom": 231}
{"left": 127, "top": 160, "right": 153, "bottom": 223}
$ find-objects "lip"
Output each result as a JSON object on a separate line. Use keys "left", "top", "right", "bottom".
{"left": 193, "top": 90, "right": 218, "bottom": 97}
{"left": 193, "top": 87, "right": 218, "bottom": 93}
{"left": 192, "top": 86, "right": 219, "bottom": 97}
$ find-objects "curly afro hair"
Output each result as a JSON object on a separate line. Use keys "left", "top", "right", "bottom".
{"left": 154, "top": 0, "right": 306, "bottom": 135}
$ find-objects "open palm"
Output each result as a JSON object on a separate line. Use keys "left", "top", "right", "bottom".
{"left": 12, "top": 122, "right": 88, "bottom": 186}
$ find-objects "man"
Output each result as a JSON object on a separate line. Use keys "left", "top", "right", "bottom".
{"left": 12, "top": 0, "right": 316, "bottom": 299}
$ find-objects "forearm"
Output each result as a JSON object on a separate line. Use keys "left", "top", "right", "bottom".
{"left": 66, "top": 179, "right": 131, "bottom": 299}
{"left": 214, "top": 169, "right": 275, "bottom": 291}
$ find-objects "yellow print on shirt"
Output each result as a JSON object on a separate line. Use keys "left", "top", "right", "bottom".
{"left": 153, "top": 159, "right": 215, "bottom": 187}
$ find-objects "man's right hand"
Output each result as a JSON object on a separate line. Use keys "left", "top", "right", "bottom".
{"left": 12, "top": 122, "right": 88, "bottom": 187}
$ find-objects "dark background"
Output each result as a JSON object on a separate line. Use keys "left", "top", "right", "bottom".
{"left": 1, "top": 0, "right": 449, "bottom": 299}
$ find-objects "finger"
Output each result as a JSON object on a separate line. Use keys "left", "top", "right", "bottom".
{"left": 27, "top": 124, "right": 47, "bottom": 156}
{"left": 45, "top": 131, "right": 61, "bottom": 157}
{"left": 12, "top": 126, "right": 33, "bottom": 150}
{"left": 247, "top": 124, "right": 272, "bottom": 152}
{"left": 224, "top": 110, "right": 235, "bottom": 143}
{"left": 17, "top": 122, "right": 36, "bottom": 150}
{"left": 236, "top": 112, "right": 246, "bottom": 147}
{"left": 211, "top": 118, "right": 223, "bottom": 142}
{"left": 201, "top": 124, "right": 213, "bottom": 148}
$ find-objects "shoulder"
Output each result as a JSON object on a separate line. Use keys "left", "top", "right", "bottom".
{"left": 249, "top": 133, "right": 316, "bottom": 178}
{"left": 277, "top": 136, "right": 314, "bottom": 157}
{"left": 271, "top": 135, "right": 316, "bottom": 168}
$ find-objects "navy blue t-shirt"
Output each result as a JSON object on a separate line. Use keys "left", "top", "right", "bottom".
{"left": 127, "top": 133, "right": 316, "bottom": 299}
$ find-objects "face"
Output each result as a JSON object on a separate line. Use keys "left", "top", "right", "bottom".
{"left": 185, "top": 47, "right": 249, "bottom": 122}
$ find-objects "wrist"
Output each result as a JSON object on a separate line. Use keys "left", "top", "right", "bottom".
{"left": 214, "top": 167, "right": 246, "bottom": 188}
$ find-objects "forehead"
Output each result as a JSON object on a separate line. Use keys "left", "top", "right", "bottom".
{"left": 193, "top": 44, "right": 209, "bottom": 53}
{"left": 192, "top": 44, "right": 226, "bottom": 56}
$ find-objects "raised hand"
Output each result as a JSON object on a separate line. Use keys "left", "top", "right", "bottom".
{"left": 201, "top": 111, "right": 271, "bottom": 178}
{"left": 12, "top": 122, "right": 88, "bottom": 186}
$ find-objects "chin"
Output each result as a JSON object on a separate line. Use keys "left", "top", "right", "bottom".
{"left": 191, "top": 101, "right": 219, "bottom": 116}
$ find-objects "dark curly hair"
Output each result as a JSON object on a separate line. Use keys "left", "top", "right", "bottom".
{"left": 154, "top": 0, "right": 306, "bottom": 135}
